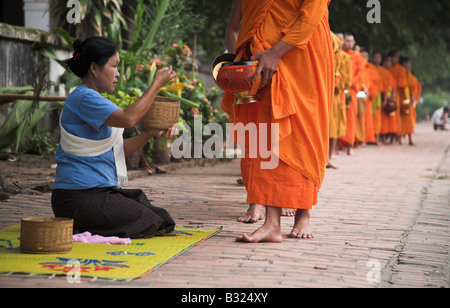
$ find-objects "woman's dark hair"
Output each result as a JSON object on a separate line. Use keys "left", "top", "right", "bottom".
{"left": 64, "top": 37, "right": 118, "bottom": 78}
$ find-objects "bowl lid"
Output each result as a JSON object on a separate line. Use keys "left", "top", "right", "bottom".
{"left": 222, "top": 61, "right": 254, "bottom": 67}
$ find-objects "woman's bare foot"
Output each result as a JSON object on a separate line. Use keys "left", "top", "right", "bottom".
{"left": 289, "top": 209, "right": 314, "bottom": 239}
{"left": 236, "top": 207, "right": 282, "bottom": 243}
{"left": 238, "top": 204, "right": 264, "bottom": 223}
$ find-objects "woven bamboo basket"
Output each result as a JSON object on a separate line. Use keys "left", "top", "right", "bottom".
{"left": 137, "top": 96, "right": 180, "bottom": 136}
{"left": 20, "top": 217, "right": 74, "bottom": 254}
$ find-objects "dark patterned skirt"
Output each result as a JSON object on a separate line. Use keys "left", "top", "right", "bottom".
{"left": 51, "top": 187, "right": 175, "bottom": 238}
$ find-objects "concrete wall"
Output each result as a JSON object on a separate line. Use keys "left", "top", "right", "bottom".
{"left": 0, "top": 22, "right": 70, "bottom": 144}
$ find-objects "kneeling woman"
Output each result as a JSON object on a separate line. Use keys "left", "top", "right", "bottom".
{"left": 52, "top": 37, "right": 178, "bottom": 238}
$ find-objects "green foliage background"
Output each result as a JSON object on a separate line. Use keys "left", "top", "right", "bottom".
{"left": 190, "top": 0, "right": 450, "bottom": 119}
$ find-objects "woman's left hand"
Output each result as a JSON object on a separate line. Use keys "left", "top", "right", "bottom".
{"left": 156, "top": 127, "right": 177, "bottom": 139}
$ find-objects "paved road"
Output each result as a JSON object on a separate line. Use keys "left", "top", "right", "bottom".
{"left": 0, "top": 122, "right": 449, "bottom": 288}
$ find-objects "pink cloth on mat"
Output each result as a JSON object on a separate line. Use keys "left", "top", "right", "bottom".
{"left": 72, "top": 232, "right": 131, "bottom": 245}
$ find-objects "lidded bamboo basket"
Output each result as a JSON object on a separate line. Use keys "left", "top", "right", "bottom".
{"left": 20, "top": 217, "right": 74, "bottom": 254}
{"left": 137, "top": 96, "right": 180, "bottom": 136}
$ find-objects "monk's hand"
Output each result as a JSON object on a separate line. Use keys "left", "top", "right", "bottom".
{"left": 251, "top": 49, "right": 281, "bottom": 88}
{"left": 251, "top": 41, "right": 294, "bottom": 88}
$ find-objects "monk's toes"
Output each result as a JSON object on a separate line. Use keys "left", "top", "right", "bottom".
{"left": 289, "top": 231, "right": 314, "bottom": 239}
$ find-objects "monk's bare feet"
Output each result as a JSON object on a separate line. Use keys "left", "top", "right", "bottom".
{"left": 326, "top": 161, "right": 339, "bottom": 169}
{"left": 236, "top": 178, "right": 244, "bottom": 186}
{"left": 236, "top": 224, "right": 282, "bottom": 243}
{"left": 281, "top": 208, "right": 296, "bottom": 217}
{"left": 238, "top": 204, "right": 264, "bottom": 223}
{"left": 289, "top": 209, "right": 314, "bottom": 239}
{"left": 236, "top": 207, "right": 282, "bottom": 243}
{"left": 347, "top": 147, "right": 355, "bottom": 156}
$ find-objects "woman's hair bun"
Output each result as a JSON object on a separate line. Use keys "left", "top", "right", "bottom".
{"left": 72, "top": 38, "right": 83, "bottom": 52}
{"left": 64, "top": 37, "right": 118, "bottom": 79}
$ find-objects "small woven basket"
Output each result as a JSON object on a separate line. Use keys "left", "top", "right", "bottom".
{"left": 20, "top": 217, "right": 74, "bottom": 254}
{"left": 137, "top": 96, "right": 180, "bottom": 136}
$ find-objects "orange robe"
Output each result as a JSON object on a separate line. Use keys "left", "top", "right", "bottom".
{"left": 337, "top": 50, "right": 352, "bottom": 138}
{"left": 364, "top": 62, "right": 381, "bottom": 143}
{"left": 409, "top": 73, "right": 422, "bottom": 126}
{"left": 221, "top": 0, "right": 333, "bottom": 209}
{"left": 329, "top": 32, "right": 343, "bottom": 139}
{"left": 384, "top": 70, "right": 398, "bottom": 134}
{"left": 389, "top": 63, "right": 411, "bottom": 136}
{"left": 339, "top": 49, "right": 365, "bottom": 147}
{"left": 372, "top": 65, "right": 386, "bottom": 136}
{"left": 375, "top": 65, "right": 392, "bottom": 134}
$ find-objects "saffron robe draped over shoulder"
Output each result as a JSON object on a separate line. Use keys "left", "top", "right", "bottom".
{"left": 221, "top": 0, "right": 333, "bottom": 209}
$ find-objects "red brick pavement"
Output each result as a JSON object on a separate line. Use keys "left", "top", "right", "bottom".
{"left": 0, "top": 122, "right": 449, "bottom": 288}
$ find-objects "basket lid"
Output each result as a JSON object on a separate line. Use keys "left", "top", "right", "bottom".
{"left": 21, "top": 217, "right": 73, "bottom": 224}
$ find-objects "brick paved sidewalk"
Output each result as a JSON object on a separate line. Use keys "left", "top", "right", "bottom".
{"left": 0, "top": 122, "right": 449, "bottom": 288}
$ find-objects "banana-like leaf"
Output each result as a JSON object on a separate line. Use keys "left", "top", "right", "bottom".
{"left": 159, "top": 90, "right": 200, "bottom": 108}
{"left": 0, "top": 86, "right": 34, "bottom": 106}
{"left": 137, "top": 0, "right": 170, "bottom": 57}
{"left": 55, "top": 28, "right": 73, "bottom": 48}
{"left": 147, "top": 62, "right": 157, "bottom": 86}
{"left": 0, "top": 101, "right": 51, "bottom": 150}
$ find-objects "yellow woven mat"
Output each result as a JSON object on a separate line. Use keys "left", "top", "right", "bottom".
{"left": 0, "top": 224, "right": 221, "bottom": 280}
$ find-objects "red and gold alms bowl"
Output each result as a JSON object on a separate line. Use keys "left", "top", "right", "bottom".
{"left": 212, "top": 54, "right": 262, "bottom": 105}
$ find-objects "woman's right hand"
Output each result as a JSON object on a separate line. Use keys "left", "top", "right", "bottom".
{"left": 153, "top": 66, "right": 179, "bottom": 88}
{"left": 105, "top": 66, "right": 179, "bottom": 129}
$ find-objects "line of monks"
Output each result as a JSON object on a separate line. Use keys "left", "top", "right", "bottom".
{"left": 328, "top": 33, "right": 423, "bottom": 168}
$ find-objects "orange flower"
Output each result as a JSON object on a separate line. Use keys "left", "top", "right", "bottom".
{"left": 183, "top": 45, "right": 192, "bottom": 57}
{"left": 151, "top": 58, "right": 165, "bottom": 66}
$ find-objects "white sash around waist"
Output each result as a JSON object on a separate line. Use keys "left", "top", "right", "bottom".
{"left": 59, "top": 117, "right": 128, "bottom": 188}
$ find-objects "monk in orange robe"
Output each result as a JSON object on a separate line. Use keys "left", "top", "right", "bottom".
{"left": 328, "top": 32, "right": 343, "bottom": 169}
{"left": 409, "top": 72, "right": 422, "bottom": 127}
{"left": 328, "top": 32, "right": 351, "bottom": 164}
{"left": 338, "top": 34, "right": 365, "bottom": 155}
{"left": 354, "top": 47, "right": 367, "bottom": 145}
{"left": 222, "top": 0, "right": 333, "bottom": 243}
{"left": 372, "top": 52, "right": 390, "bottom": 143}
{"left": 361, "top": 51, "right": 381, "bottom": 144}
{"left": 402, "top": 57, "right": 420, "bottom": 132}
{"left": 380, "top": 56, "right": 398, "bottom": 143}
{"left": 336, "top": 33, "right": 352, "bottom": 140}
{"left": 389, "top": 51, "right": 415, "bottom": 145}
{"left": 371, "top": 52, "right": 385, "bottom": 143}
